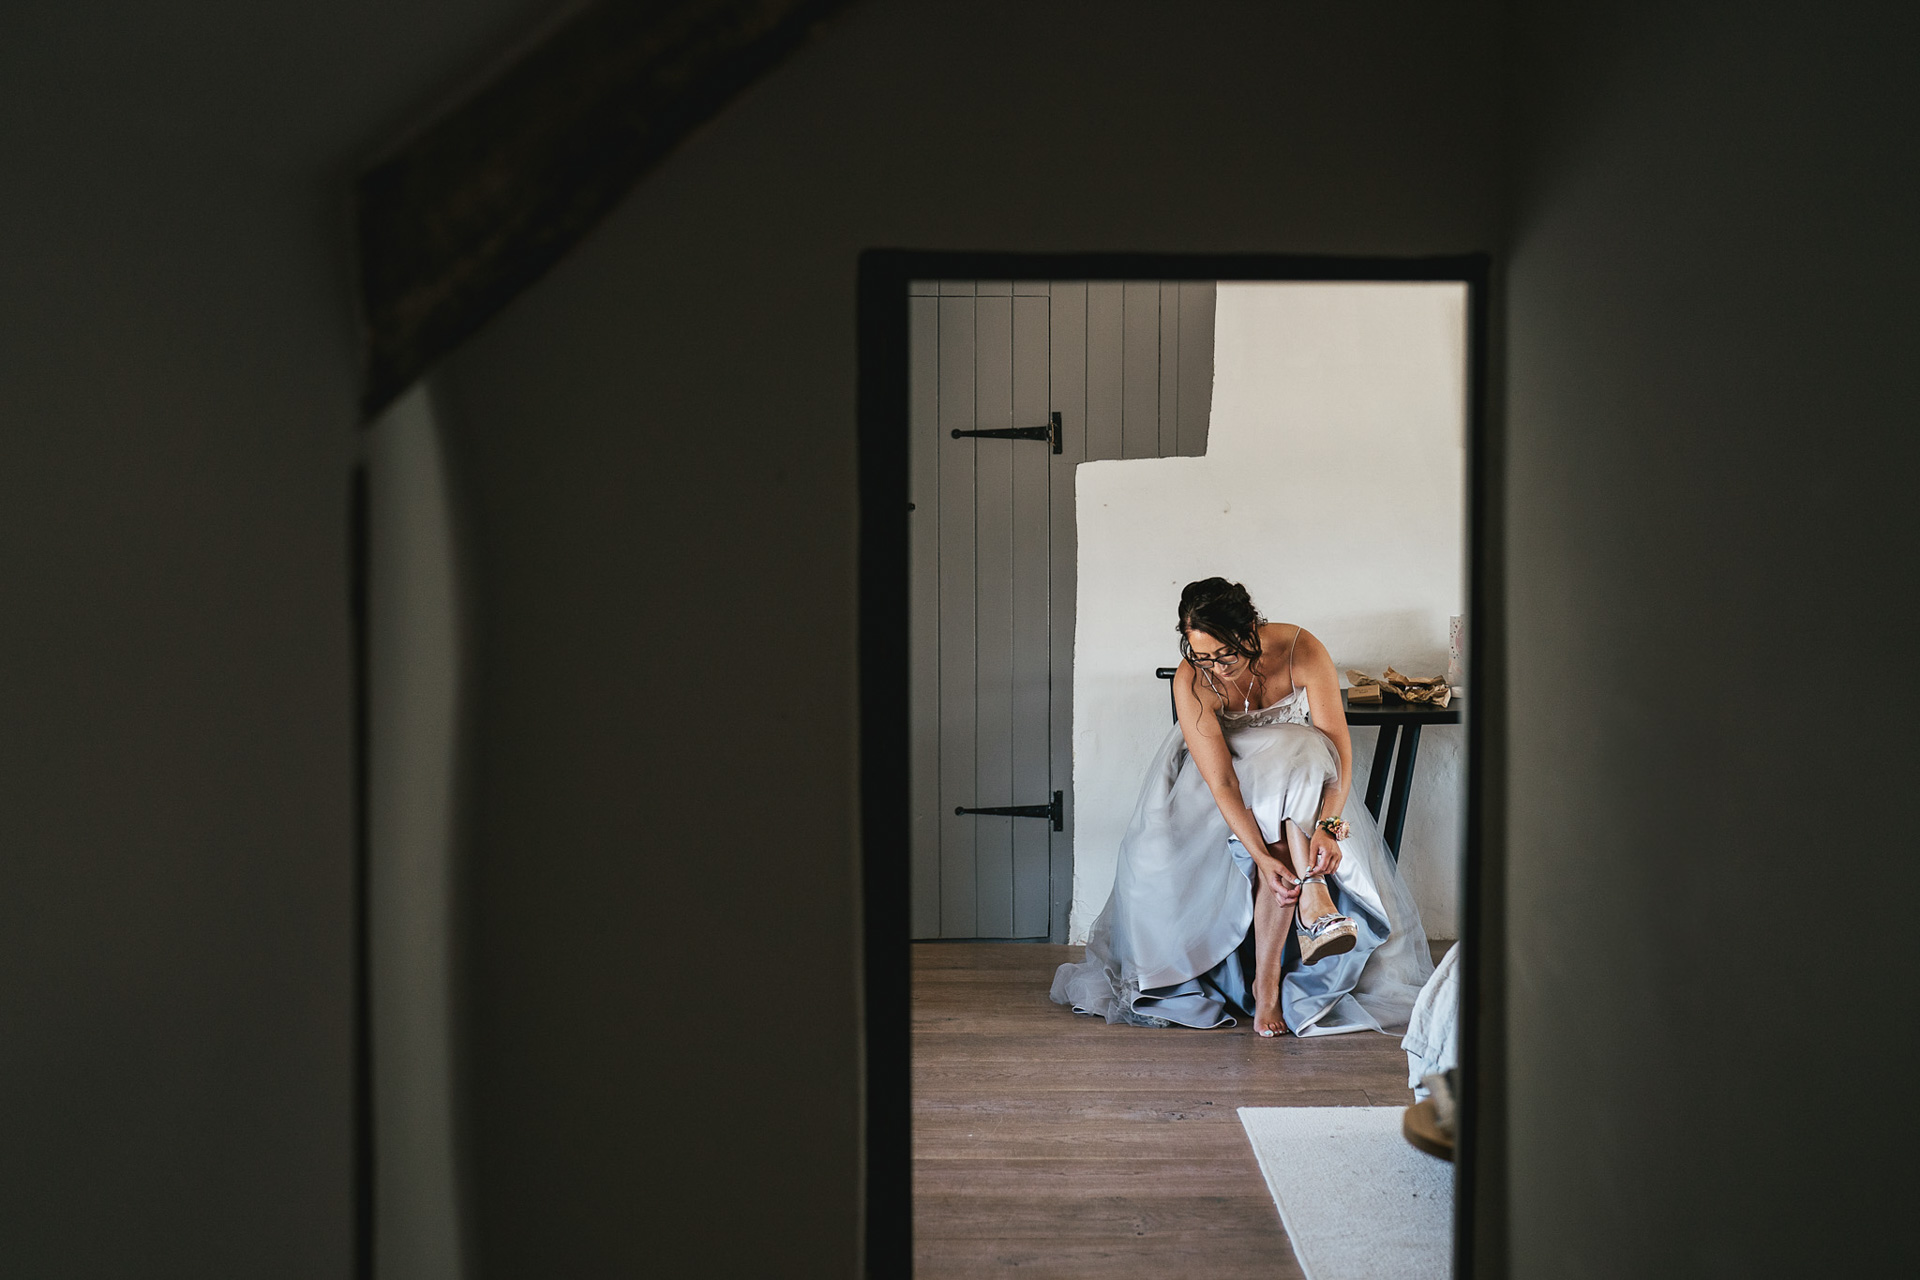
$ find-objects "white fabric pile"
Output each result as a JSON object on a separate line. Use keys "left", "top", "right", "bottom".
{"left": 1401, "top": 941, "right": 1459, "bottom": 1099}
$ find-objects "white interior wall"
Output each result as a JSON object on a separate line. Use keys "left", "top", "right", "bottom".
{"left": 1072, "top": 282, "right": 1466, "bottom": 941}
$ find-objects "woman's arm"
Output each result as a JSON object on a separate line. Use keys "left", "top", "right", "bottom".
{"left": 1172, "top": 663, "right": 1300, "bottom": 903}
{"left": 1294, "top": 629, "right": 1354, "bottom": 876}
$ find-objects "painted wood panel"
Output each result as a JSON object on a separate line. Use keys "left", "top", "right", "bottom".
{"left": 935, "top": 297, "right": 978, "bottom": 937}
{"left": 908, "top": 297, "right": 941, "bottom": 938}
{"left": 1177, "top": 283, "right": 1217, "bottom": 457}
{"left": 1010, "top": 295, "right": 1052, "bottom": 938}
{"left": 969, "top": 297, "right": 1017, "bottom": 937}
{"left": 1085, "top": 283, "right": 1125, "bottom": 462}
{"left": 1159, "top": 283, "right": 1181, "bottom": 457}
{"left": 1121, "top": 281, "right": 1160, "bottom": 459}
{"left": 1045, "top": 282, "right": 1087, "bottom": 943}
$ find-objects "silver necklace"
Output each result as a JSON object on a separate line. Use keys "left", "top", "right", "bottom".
{"left": 1205, "top": 661, "right": 1263, "bottom": 713}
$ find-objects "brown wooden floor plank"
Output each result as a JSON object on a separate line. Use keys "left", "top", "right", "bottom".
{"left": 915, "top": 1106, "right": 1372, "bottom": 1159}
{"left": 916, "top": 1063, "right": 1409, "bottom": 1094}
{"left": 912, "top": 941, "right": 1418, "bottom": 1275}
{"left": 915, "top": 1088, "right": 1376, "bottom": 1122}
{"left": 914, "top": 1237, "right": 1304, "bottom": 1280}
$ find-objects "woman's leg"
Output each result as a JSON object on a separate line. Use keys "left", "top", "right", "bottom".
{"left": 1281, "top": 818, "right": 1338, "bottom": 922}
{"left": 1251, "top": 864, "right": 1295, "bottom": 1036}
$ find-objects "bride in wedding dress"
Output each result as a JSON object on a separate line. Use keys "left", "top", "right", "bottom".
{"left": 1051, "top": 578, "right": 1432, "bottom": 1038}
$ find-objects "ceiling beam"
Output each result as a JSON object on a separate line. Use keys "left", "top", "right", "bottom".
{"left": 355, "top": 0, "right": 856, "bottom": 417}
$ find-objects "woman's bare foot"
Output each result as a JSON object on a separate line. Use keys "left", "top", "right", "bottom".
{"left": 1254, "top": 997, "right": 1288, "bottom": 1039}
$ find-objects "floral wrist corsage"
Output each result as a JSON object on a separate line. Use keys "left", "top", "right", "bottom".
{"left": 1315, "top": 816, "right": 1351, "bottom": 840}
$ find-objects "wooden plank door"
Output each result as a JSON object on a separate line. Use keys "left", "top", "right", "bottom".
{"left": 910, "top": 280, "right": 1217, "bottom": 941}
{"left": 910, "top": 286, "right": 1055, "bottom": 939}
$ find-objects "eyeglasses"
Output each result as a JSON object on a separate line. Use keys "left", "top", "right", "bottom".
{"left": 1181, "top": 642, "right": 1245, "bottom": 670}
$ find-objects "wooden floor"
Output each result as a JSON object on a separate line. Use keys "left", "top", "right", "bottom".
{"left": 912, "top": 942, "right": 1420, "bottom": 1279}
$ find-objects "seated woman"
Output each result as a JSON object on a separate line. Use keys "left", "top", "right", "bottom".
{"left": 1051, "top": 578, "right": 1432, "bottom": 1037}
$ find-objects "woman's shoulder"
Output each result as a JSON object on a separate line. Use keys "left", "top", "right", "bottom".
{"left": 1288, "top": 626, "right": 1336, "bottom": 674}
{"left": 1171, "top": 657, "right": 1208, "bottom": 685}
{"left": 1262, "top": 622, "right": 1331, "bottom": 669}
{"left": 1170, "top": 659, "right": 1223, "bottom": 706}
{"left": 1259, "top": 621, "right": 1314, "bottom": 652}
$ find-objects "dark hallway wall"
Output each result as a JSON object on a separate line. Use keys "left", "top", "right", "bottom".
{"left": 1503, "top": 2, "right": 1919, "bottom": 1275}
{"left": 0, "top": 2, "right": 562, "bottom": 1273}
{"left": 9, "top": 0, "right": 1913, "bottom": 1274}
{"left": 428, "top": 1, "right": 1503, "bottom": 1273}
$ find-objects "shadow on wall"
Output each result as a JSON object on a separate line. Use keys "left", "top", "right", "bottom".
{"left": 1072, "top": 283, "right": 1467, "bottom": 942}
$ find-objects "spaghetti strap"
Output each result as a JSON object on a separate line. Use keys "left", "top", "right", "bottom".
{"left": 1287, "top": 624, "right": 1303, "bottom": 688}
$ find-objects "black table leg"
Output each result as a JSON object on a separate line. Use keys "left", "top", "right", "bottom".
{"left": 1363, "top": 724, "right": 1398, "bottom": 822}
{"left": 1382, "top": 724, "right": 1423, "bottom": 859}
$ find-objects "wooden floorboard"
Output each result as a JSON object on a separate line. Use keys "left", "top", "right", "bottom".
{"left": 911, "top": 942, "right": 1421, "bottom": 1278}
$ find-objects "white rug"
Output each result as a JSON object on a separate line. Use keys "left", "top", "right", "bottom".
{"left": 1237, "top": 1106, "right": 1452, "bottom": 1280}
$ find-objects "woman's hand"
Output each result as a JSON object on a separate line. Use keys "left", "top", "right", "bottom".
{"left": 1308, "top": 826, "right": 1345, "bottom": 876}
{"left": 1253, "top": 851, "right": 1301, "bottom": 905}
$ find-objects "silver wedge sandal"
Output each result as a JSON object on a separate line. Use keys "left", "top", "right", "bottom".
{"left": 1293, "top": 873, "right": 1358, "bottom": 964}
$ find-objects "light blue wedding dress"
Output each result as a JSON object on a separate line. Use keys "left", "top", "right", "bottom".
{"left": 1050, "top": 685, "right": 1433, "bottom": 1035}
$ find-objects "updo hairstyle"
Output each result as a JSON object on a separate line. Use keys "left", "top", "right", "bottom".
{"left": 1175, "top": 577, "right": 1264, "bottom": 664}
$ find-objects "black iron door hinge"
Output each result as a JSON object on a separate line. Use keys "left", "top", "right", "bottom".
{"left": 955, "top": 790, "right": 1064, "bottom": 832}
{"left": 950, "top": 411, "right": 1062, "bottom": 454}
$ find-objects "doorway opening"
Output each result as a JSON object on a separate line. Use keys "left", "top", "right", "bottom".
{"left": 859, "top": 252, "right": 1495, "bottom": 1278}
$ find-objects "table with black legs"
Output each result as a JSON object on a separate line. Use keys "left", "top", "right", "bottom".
{"left": 1339, "top": 689, "right": 1461, "bottom": 861}
{"left": 1155, "top": 668, "right": 1461, "bottom": 862}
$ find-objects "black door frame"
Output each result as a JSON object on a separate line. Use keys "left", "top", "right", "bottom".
{"left": 857, "top": 250, "right": 1501, "bottom": 1277}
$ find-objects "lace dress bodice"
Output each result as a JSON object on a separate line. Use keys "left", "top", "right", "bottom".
{"left": 1216, "top": 684, "right": 1312, "bottom": 729}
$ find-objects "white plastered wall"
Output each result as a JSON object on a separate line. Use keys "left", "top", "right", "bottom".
{"left": 1071, "top": 282, "right": 1467, "bottom": 942}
